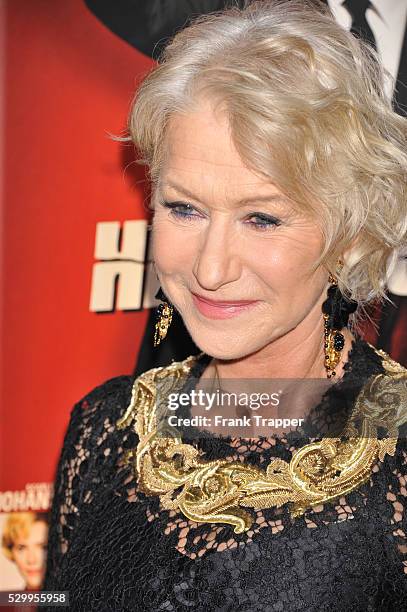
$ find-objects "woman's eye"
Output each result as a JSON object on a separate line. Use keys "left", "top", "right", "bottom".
{"left": 245, "top": 213, "right": 282, "bottom": 230}
{"left": 161, "top": 201, "right": 200, "bottom": 220}
{"left": 160, "top": 201, "right": 281, "bottom": 229}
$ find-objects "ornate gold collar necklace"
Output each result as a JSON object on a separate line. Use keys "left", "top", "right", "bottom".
{"left": 117, "top": 348, "right": 407, "bottom": 534}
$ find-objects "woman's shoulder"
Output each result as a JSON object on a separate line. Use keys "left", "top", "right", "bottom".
{"left": 346, "top": 336, "right": 398, "bottom": 376}
{"left": 72, "top": 354, "right": 202, "bottom": 429}
{"left": 114, "top": 354, "right": 203, "bottom": 431}
{"left": 57, "top": 375, "right": 137, "bottom": 457}
{"left": 72, "top": 374, "right": 135, "bottom": 423}
{"left": 355, "top": 344, "right": 407, "bottom": 457}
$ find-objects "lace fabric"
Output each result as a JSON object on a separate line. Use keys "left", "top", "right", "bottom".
{"left": 42, "top": 338, "right": 407, "bottom": 611}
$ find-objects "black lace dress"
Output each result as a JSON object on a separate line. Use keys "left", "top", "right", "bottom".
{"left": 42, "top": 338, "right": 407, "bottom": 611}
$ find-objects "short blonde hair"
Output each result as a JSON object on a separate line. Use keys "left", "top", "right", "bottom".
{"left": 125, "top": 0, "right": 407, "bottom": 304}
{"left": 2, "top": 512, "right": 48, "bottom": 561}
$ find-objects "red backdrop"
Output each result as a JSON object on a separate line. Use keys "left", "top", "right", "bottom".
{"left": 1, "top": 0, "right": 152, "bottom": 492}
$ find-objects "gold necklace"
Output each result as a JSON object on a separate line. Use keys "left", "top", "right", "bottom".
{"left": 117, "top": 348, "right": 407, "bottom": 534}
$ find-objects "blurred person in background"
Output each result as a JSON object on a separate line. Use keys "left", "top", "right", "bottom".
{"left": 2, "top": 512, "right": 49, "bottom": 591}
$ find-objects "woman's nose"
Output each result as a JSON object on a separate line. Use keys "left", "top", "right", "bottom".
{"left": 26, "top": 547, "right": 38, "bottom": 565}
{"left": 192, "top": 219, "right": 241, "bottom": 291}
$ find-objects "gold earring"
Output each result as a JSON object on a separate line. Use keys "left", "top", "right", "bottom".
{"left": 153, "top": 287, "right": 173, "bottom": 347}
{"left": 322, "top": 273, "right": 342, "bottom": 378}
{"left": 322, "top": 261, "right": 357, "bottom": 378}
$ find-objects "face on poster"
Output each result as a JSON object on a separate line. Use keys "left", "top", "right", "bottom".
{"left": 0, "top": 512, "right": 49, "bottom": 591}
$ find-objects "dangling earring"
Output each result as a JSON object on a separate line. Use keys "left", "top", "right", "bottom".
{"left": 322, "top": 264, "right": 357, "bottom": 378}
{"left": 153, "top": 287, "right": 174, "bottom": 347}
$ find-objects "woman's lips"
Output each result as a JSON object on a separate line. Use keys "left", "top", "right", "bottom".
{"left": 191, "top": 292, "right": 260, "bottom": 319}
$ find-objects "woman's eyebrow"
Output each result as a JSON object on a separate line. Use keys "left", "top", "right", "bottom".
{"left": 160, "top": 180, "right": 291, "bottom": 206}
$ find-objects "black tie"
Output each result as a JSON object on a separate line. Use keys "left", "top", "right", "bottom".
{"left": 341, "top": 0, "right": 377, "bottom": 51}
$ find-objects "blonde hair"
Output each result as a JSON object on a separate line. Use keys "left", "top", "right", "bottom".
{"left": 124, "top": 0, "right": 407, "bottom": 304}
{"left": 2, "top": 512, "right": 48, "bottom": 561}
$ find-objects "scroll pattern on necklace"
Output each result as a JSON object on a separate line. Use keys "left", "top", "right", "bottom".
{"left": 116, "top": 351, "right": 407, "bottom": 534}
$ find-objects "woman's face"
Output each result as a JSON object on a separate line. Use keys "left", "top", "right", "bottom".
{"left": 11, "top": 520, "right": 48, "bottom": 589}
{"left": 152, "top": 97, "right": 328, "bottom": 359}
